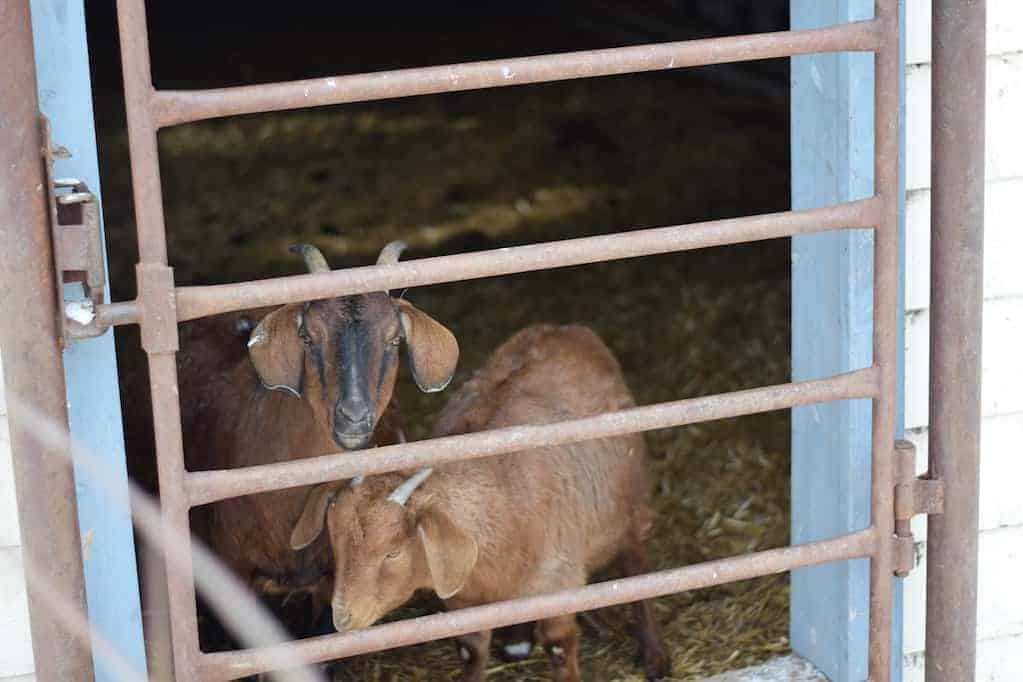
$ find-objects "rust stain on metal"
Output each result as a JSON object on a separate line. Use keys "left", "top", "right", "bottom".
{"left": 926, "top": 0, "right": 986, "bottom": 679}
{"left": 0, "top": 3, "right": 94, "bottom": 680}
{"left": 865, "top": 0, "right": 900, "bottom": 677}
{"left": 892, "top": 440, "right": 945, "bottom": 577}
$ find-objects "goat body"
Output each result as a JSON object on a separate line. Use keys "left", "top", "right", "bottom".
{"left": 316, "top": 324, "right": 669, "bottom": 681}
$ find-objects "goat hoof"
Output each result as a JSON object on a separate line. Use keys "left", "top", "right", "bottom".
{"left": 548, "top": 644, "right": 567, "bottom": 667}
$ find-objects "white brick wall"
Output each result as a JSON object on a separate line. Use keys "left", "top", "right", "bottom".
{"left": 902, "top": 1, "right": 1023, "bottom": 679}
{"left": 0, "top": 352, "right": 35, "bottom": 681}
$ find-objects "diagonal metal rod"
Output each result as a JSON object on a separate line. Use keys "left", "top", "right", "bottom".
{"left": 93, "top": 197, "right": 881, "bottom": 328}
{"left": 199, "top": 529, "right": 877, "bottom": 680}
{"left": 187, "top": 368, "right": 878, "bottom": 507}
{"left": 153, "top": 20, "right": 881, "bottom": 128}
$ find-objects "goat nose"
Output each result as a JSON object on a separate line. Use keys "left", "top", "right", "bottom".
{"left": 336, "top": 400, "right": 370, "bottom": 424}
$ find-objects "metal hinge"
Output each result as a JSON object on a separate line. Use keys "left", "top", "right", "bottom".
{"left": 41, "top": 116, "right": 107, "bottom": 344}
{"left": 893, "top": 439, "right": 945, "bottom": 577}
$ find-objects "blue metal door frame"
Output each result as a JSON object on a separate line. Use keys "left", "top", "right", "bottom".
{"left": 791, "top": 1, "right": 906, "bottom": 680}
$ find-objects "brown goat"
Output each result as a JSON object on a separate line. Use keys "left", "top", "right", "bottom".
{"left": 128, "top": 242, "right": 459, "bottom": 630}
{"left": 291, "top": 324, "right": 670, "bottom": 681}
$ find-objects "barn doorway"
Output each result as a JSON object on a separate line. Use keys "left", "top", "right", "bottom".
{"left": 85, "top": 1, "right": 806, "bottom": 678}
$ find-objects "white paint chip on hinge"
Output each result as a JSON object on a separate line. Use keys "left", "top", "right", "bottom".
{"left": 64, "top": 299, "right": 95, "bottom": 325}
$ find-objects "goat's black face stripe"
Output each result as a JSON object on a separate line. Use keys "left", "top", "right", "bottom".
{"left": 337, "top": 318, "right": 372, "bottom": 415}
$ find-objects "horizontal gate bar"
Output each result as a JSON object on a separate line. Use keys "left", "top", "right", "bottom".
{"left": 94, "top": 198, "right": 879, "bottom": 329}
{"left": 153, "top": 21, "right": 880, "bottom": 128}
{"left": 187, "top": 367, "right": 877, "bottom": 507}
{"left": 199, "top": 528, "right": 877, "bottom": 680}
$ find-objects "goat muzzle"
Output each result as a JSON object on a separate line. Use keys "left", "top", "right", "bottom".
{"left": 331, "top": 604, "right": 352, "bottom": 633}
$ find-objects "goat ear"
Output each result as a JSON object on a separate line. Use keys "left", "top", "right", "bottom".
{"left": 417, "top": 508, "right": 477, "bottom": 599}
{"left": 395, "top": 299, "right": 459, "bottom": 393}
{"left": 248, "top": 304, "right": 304, "bottom": 398}
{"left": 290, "top": 483, "right": 341, "bottom": 550}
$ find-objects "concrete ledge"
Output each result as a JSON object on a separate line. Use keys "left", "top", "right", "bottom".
{"left": 703, "top": 654, "right": 828, "bottom": 681}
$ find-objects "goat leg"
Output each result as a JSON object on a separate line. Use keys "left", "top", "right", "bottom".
{"left": 454, "top": 629, "right": 492, "bottom": 682}
{"left": 540, "top": 614, "right": 580, "bottom": 682}
{"left": 622, "top": 544, "right": 671, "bottom": 681}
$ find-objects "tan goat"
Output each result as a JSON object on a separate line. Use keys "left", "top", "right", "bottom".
{"left": 291, "top": 324, "right": 670, "bottom": 681}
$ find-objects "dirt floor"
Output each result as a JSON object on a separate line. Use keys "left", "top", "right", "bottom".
{"left": 90, "top": 4, "right": 792, "bottom": 679}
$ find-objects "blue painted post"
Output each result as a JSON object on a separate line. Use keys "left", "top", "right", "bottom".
{"left": 790, "top": 1, "right": 904, "bottom": 680}
{"left": 29, "top": 1, "right": 148, "bottom": 680}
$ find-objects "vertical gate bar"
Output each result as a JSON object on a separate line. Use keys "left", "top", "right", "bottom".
{"left": 0, "top": 2, "right": 94, "bottom": 679}
{"left": 116, "top": 0, "right": 169, "bottom": 266}
{"left": 115, "top": 0, "right": 199, "bottom": 677}
{"left": 925, "top": 1, "right": 986, "bottom": 680}
{"left": 142, "top": 350, "right": 198, "bottom": 679}
{"left": 868, "top": 0, "right": 900, "bottom": 679}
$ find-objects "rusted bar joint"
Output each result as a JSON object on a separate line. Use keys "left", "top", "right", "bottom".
{"left": 136, "top": 263, "right": 179, "bottom": 354}
{"left": 199, "top": 528, "right": 876, "bottom": 679}
{"left": 154, "top": 21, "right": 881, "bottom": 128}
{"left": 95, "top": 299, "right": 140, "bottom": 328}
{"left": 187, "top": 367, "right": 878, "bottom": 507}
{"left": 893, "top": 440, "right": 945, "bottom": 577}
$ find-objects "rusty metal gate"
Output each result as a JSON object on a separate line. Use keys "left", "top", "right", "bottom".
{"left": 0, "top": 0, "right": 986, "bottom": 680}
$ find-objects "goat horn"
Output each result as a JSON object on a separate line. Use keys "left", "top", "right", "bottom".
{"left": 376, "top": 240, "right": 407, "bottom": 266}
{"left": 387, "top": 468, "right": 432, "bottom": 506}
{"left": 289, "top": 244, "right": 331, "bottom": 273}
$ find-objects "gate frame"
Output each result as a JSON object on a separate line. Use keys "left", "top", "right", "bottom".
{"left": 110, "top": 1, "right": 903, "bottom": 679}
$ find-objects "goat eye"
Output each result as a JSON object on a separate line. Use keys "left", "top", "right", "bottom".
{"left": 384, "top": 549, "right": 402, "bottom": 560}
{"left": 389, "top": 335, "right": 402, "bottom": 347}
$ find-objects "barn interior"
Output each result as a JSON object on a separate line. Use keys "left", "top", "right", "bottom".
{"left": 86, "top": 1, "right": 793, "bottom": 678}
